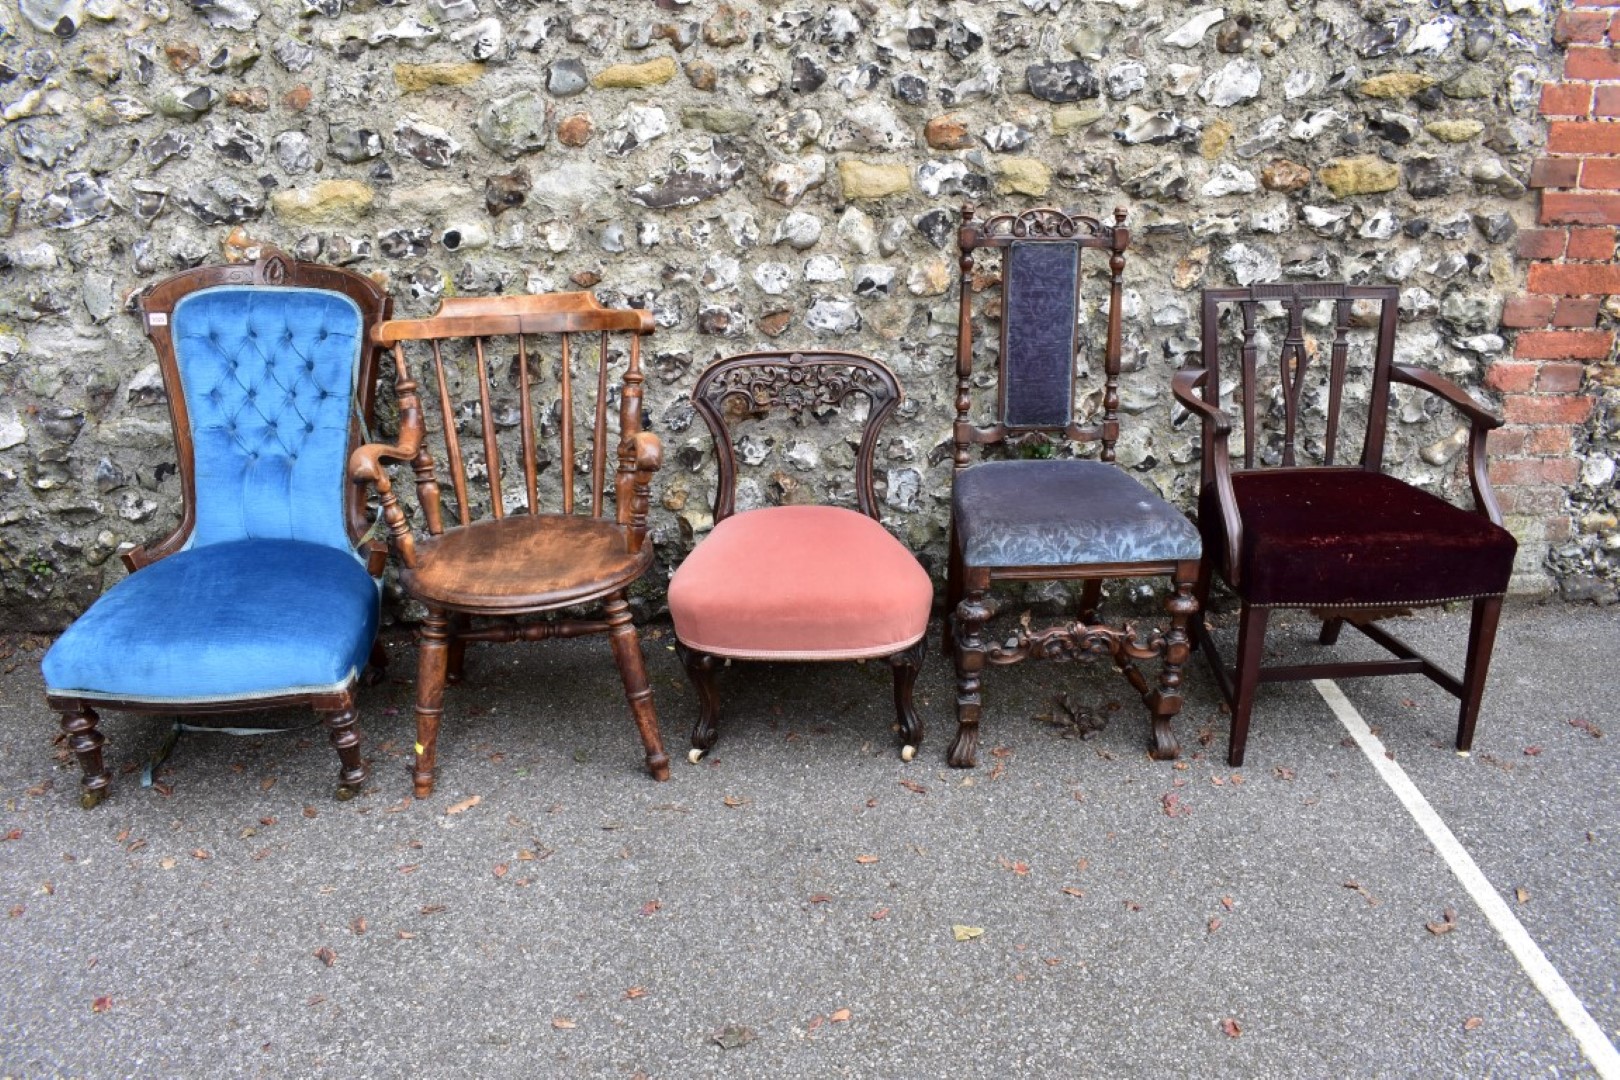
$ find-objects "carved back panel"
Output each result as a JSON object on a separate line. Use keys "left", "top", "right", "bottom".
{"left": 954, "top": 206, "right": 1130, "bottom": 468}
{"left": 372, "top": 293, "right": 654, "bottom": 537}
{"left": 1197, "top": 283, "right": 1400, "bottom": 480}
{"left": 690, "top": 351, "right": 902, "bottom": 523}
{"left": 135, "top": 249, "right": 392, "bottom": 566}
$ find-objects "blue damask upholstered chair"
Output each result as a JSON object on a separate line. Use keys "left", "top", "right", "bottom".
{"left": 944, "top": 206, "right": 1202, "bottom": 767}
{"left": 41, "top": 252, "right": 393, "bottom": 807}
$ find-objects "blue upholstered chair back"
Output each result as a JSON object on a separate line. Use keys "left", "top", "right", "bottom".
{"left": 173, "top": 286, "right": 365, "bottom": 552}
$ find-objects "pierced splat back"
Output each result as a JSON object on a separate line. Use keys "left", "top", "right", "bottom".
{"left": 953, "top": 205, "right": 1130, "bottom": 469}
{"left": 689, "top": 350, "right": 903, "bottom": 523}
{"left": 369, "top": 293, "right": 656, "bottom": 563}
{"left": 1196, "top": 283, "right": 1400, "bottom": 482}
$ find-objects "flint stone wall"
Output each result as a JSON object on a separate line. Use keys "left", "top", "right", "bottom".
{"left": 0, "top": 0, "right": 1567, "bottom": 629}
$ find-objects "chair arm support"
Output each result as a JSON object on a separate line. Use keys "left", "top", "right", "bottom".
{"left": 1173, "top": 368, "right": 1243, "bottom": 586}
{"left": 349, "top": 437, "right": 421, "bottom": 569}
{"left": 616, "top": 430, "right": 662, "bottom": 554}
{"left": 1389, "top": 365, "right": 1503, "bottom": 431}
{"left": 1389, "top": 365, "right": 1507, "bottom": 526}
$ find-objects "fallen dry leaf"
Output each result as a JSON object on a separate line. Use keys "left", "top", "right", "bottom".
{"left": 1208, "top": 917, "right": 1222, "bottom": 933}
{"left": 639, "top": 900, "right": 662, "bottom": 917}
{"left": 1, "top": 829, "right": 21, "bottom": 842}
{"left": 1463, "top": 1016, "right": 1483, "bottom": 1031}
{"left": 191, "top": 849, "right": 211, "bottom": 861}
{"left": 313, "top": 946, "right": 337, "bottom": 968}
{"left": 92, "top": 996, "right": 112, "bottom": 1014}
{"left": 302, "top": 806, "right": 317, "bottom": 819}
{"left": 830, "top": 1008, "right": 852, "bottom": 1023}
{"left": 1343, "top": 881, "right": 1380, "bottom": 907}
{"left": 1161, "top": 793, "right": 1191, "bottom": 818}
{"left": 445, "top": 795, "right": 481, "bottom": 815}
{"left": 898, "top": 780, "right": 927, "bottom": 795}
{"left": 722, "top": 795, "right": 748, "bottom": 808}
{"left": 623, "top": 986, "right": 647, "bottom": 1000}
{"left": 1060, "top": 887, "right": 1084, "bottom": 898}
{"left": 1221, "top": 1018, "right": 1242, "bottom": 1038}
{"left": 1426, "top": 907, "right": 1458, "bottom": 936}
{"left": 351, "top": 917, "right": 368, "bottom": 935}
{"left": 1515, "top": 887, "right": 1529, "bottom": 904}
{"left": 870, "top": 907, "right": 890, "bottom": 921}
{"left": 551, "top": 1018, "right": 576, "bottom": 1030}
{"left": 492, "top": 864, "right": 509, "bottom": 878}
{"left": 854, "top": 854, "right": 879, "bottom": 865}
{"left": 808, "top": 894, "right": 832, "bottom": 904}
{"left": 8, "top": 905, "right": 23, "bottom": 918}
{"left": 951, "top": 924, "right": 984, "bottom": 941}
{"left": 713, "top": 1025, "right": 756, "bottom": 1050}
{"left": 1220, "top": 896, "right": 1234, "bottom": 910}
{"left": 1523, "top": 746, "right": 1543, "bottom": 757}
{"left": 159, "top": 857, "right": 177, "bottom": 870}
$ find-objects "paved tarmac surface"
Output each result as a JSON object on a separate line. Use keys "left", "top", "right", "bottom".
{"left": 0, "top": 601, "right": 1615, "bottom": 1078}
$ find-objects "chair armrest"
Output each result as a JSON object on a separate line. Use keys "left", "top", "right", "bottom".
{"left": 1389, "top": 365, "right": 1506, "bottom": 525}
{"left": 1173, "top": 368, "right": 1243, "bottom": 586}
{"left": 616, "top": 430, "right": 662, "bottom": 554}
{"left": 349, "top": 435, "right": 422, "bottom": 569}
{"left": 1389, "top": 365, "right": 1503, "bottom": 431}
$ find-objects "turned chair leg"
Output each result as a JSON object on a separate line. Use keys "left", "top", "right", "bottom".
{"left": 942, "top": 523, "right": 964, "bottom": 658}
{"left": 604, "top": 595, "right": 671, "bottom": 782}
{"left": 445, "top": 613, "right": 471, "bottom": 686}
{"left": 1077, "top": 578, "right": 1103, "bottom": 625}
{"left": 678, "top": 644, "right": 722, "bottom": 763}
{"left": 411, "top": 610, "right": 451, "bottom": 798}
{"left": 948, "top": 584, "right": 990, "bottom": 768}
{"left": 1142, "top": 573, "right": 1196, "bottom": 761}
{"left": 59, "top": 702, "right": 112, "bottom": 809}
{"left": 362, "top": 638, "right": 389, "bottom": 687}
{"left": 1227, "top": 604, "right": 1270, "bottom": 768}
{"left": 1455, "top": 595, "right": 1504, "bottom": 753}
{"left": 887, "top": 638, "right": 926, "bottom": 762}
{"left": 321, "top": 703, "right": 367, "bottom": 800}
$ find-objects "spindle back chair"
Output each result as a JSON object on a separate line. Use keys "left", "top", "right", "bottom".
{"left": 353, "top": 292, "right": 669, "bottom": 796}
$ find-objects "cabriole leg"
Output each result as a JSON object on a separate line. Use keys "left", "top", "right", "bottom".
{"left": 59, "top": 702, "right": 111, "bottom": 809}
{"left": 678, "top": 644, "right": 721, "bottom": 763}
{"left": 888, "top": 638, "right": 926, "bottom": 761}
{"left": 605, "top": 595, "right": 671, "bottom": 781}
{"left": 411, "top": 610, "right": 451, "bottom": 798}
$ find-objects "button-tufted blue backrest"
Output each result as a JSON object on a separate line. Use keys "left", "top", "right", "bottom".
{"left": 173, "top": 286, "right": 364, "bottom": 551}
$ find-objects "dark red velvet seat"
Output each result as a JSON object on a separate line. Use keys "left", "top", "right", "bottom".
{"left": 1202, "top": 469, "right": 1516, "bottom": 609}
{"left": 1176, "top": 283, "right": 1514, "bottom": 766}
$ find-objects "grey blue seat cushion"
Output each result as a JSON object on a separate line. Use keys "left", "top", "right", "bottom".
{"left": 954, "top": 459, "right": 1202, "bottom": 568}
{"left": 43, "top": 539, "right": 379, "bottom": 702}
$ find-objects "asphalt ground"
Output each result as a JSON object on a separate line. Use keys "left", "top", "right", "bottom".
{"left": 0, "top": 600, "right": 1615, "bottom": 1078}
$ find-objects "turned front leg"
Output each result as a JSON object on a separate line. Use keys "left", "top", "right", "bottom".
{"left": 1144, "top": 574, "right": 1198, "bottom": 761}
{"left": 948, "top": 586, "right": 990, "bottom": 769}
{"left": 59, "top": 702, "right": 111, "bottom": 809}
{"left": 321, "top": 703, "right": 367, "bottom": 799}
{"left": 411, "top": 611, "right": 451, "bottom": 798}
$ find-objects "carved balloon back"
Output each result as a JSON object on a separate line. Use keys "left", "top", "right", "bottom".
{"left": 691, "top": 351, "right": 902, "bottom": 523}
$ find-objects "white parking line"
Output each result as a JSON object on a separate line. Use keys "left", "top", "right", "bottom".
{"left": 1314, "top": 679, "right": 1620, "bottom": 1078}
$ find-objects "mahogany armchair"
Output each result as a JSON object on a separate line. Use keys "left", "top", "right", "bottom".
{"left": 352, "top": 293, "right": 669, "bottom": 797}
{"left": 945, "top": 206, "right": 1202, "bottom": 767}
{"left": 667, "top": 351, "right": 933, "bottom": 761}
{"left": 1176, "top": 283, "right": 1516, "bottom": 765}
{"left": 42, "top": 251, "right": 392, "bottom": 806}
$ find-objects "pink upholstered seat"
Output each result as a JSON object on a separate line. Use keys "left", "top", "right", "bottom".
{"left": 670, "top": 505, "right": 932, "bottom": 661}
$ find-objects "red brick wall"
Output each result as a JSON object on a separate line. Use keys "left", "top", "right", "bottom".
{"left": 1498, "top": 0, "right": 1620, "bottom": 587}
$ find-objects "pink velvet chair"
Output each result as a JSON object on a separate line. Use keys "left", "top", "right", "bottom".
{"left": 668, "top": 351, "right": 933, "bottom": 762}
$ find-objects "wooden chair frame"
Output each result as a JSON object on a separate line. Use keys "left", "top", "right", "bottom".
{"left": 1175, "top": 282, "right": 1510, "bottom": 766}
{"left": 351, "top": 292, "right": 669, "bottom": 796}
{"left": 676, "top": 350, "right": 926, "bottom": 761}
{"left": 46, "top": 250, "right": 393, "bottom": 807}
{"left": 944, "top": 206, "right": 1198, "bottom": 767}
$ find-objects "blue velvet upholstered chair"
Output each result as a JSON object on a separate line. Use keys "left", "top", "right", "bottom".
{"left": 41, "top": 251, "right": 393, "bottom": 807}
{"left": 944, "top": 206, "right": 1202, "bottom": 767}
